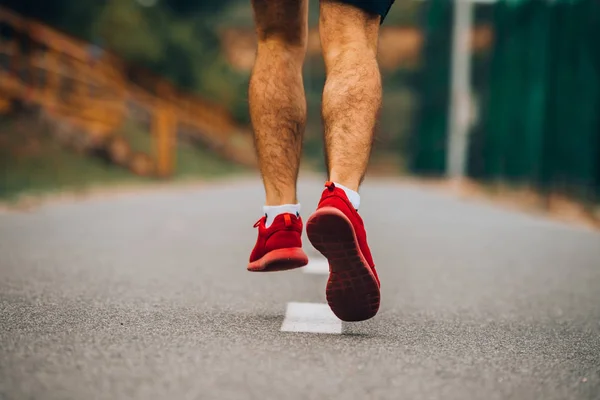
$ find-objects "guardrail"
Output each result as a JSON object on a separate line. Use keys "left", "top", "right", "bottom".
{"left": 0, "top": 6, "right": 256, "bottom": 178}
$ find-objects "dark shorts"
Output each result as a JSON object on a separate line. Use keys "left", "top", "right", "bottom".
{"left": 337, "top": 0, "right": 395, "bottom": 24}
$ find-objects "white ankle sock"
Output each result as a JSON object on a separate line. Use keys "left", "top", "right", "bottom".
{"left": 263, "top": 204, "right": 301, "bottom": 228}
{"left": 334, "top": 182, "right": 360, "bottom": 210}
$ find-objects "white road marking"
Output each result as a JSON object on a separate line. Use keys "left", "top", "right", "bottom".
{"left": 303, "top": 258, "right": 329, "bottom": 275}
{"left": 281, "top": 302, "right": 342, "bottom": 334}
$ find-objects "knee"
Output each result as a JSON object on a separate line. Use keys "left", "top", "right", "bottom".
{"left": 256, "top": 21, "right": 307, "bottom": 49}
{"left": 319, "top": 3, "right": 379, "bottom": 66}
{"left": 257, "top": 35, "right": 307, "bottom": 66}
{"left": 252, "top": 1, "right": 308, "bottom": 64}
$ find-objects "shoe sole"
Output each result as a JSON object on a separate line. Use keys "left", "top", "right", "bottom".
{"left": 306, "top": 207, "right": 380, "bottom": 322}
{"left": 247, "top": 248, "right": 308, "bottom": 272}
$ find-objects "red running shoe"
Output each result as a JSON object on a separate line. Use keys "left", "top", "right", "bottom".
{"left": 306, "top": 182, "right": 380, "bottom": 321}
{"left": 247, "top": 213, "right": 308, "bottom": 272}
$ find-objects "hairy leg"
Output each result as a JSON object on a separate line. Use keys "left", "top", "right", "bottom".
{"left": 249, "top": 0, "right": 308, "bottom": 205}
{"left": 319, "top": 0, "right": 382, "bottom": 191}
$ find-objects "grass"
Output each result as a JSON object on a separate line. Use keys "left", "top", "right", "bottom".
{"left": 117, "top": 119, "right": 244, "bottom": 179}
{"left": 0, "top": 115, "right": 246, "bottom": 202}
{"left": 175, "top": 138, "right": 243, "bottom": 179}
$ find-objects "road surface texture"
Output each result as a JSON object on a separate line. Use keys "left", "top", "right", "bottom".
{"left": 1, "top": 176, "right": 599, "bottom": 400}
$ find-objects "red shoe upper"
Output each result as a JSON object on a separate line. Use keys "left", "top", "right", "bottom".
{"left": 317, "top": 182, "right": 379, "bottom": 286}
{"left": 249, "top": 213, "right": 303, "bottom": 262}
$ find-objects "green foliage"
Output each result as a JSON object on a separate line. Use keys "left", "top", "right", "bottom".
{"left": 3, "top": 0, "right": 102, "bottom": 38}
{"left": 95, "top": 1, "right": 250, "bottom": 120}
{"left": 94, "top": 0, "right": 164, "bottom": 64}
{"left": 4, "top": 0, "right": 249, "bottom": 121}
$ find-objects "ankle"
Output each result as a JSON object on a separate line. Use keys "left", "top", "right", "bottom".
{"left": 265, "top": 191, "right": 298, "bottom": 207}
{"left": 328, "top": 173, "right": 360, "bottom": 192}
{"left": 263, "top": 204, "right": 301, "bottom": 228}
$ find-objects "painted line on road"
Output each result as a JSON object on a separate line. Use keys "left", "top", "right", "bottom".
{"left": 281, "top": 302, "right": 341, "bottom": 334}
{"left": 303, "top": 258, "right": 329, "bottom": 275}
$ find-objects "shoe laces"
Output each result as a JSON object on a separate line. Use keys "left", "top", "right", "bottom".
{"left": 253, "top": 216, "right": 266, "bottom": 228}
{"left": 253, "top": 214, "right": 294, "bottom": 228}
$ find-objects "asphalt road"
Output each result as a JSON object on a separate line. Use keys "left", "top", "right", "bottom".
{"left": 1, "top": 176, "right": 599, "bottom": 400}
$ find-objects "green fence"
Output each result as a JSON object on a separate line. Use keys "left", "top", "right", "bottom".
{"left": 411, "top": 0, "right": 600, "bottom": 202}
{"left": 409, "top": 1, "right": 452, "bottom": 176}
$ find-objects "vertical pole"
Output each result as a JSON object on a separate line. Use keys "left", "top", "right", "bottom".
{"left": 153, "top": 104, "right": 164, "bottom": 177}
{"left": 153, "top": 84, "right": 176, "bottom": 178}
{"left": 446, "top": 0, "right": 473, "bottom": 180}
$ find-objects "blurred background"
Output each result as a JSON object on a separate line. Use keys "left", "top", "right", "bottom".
{"left": 0, "top": 0, "right": 599, "bottom": 223}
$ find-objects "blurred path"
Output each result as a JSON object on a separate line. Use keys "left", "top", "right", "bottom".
{"left": 1, "top": 176, "right": 599, "bottom": 399}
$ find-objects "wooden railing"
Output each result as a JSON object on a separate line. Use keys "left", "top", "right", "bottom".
{"left": 0, "top": 7, "right": 256, "bottom": 178}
